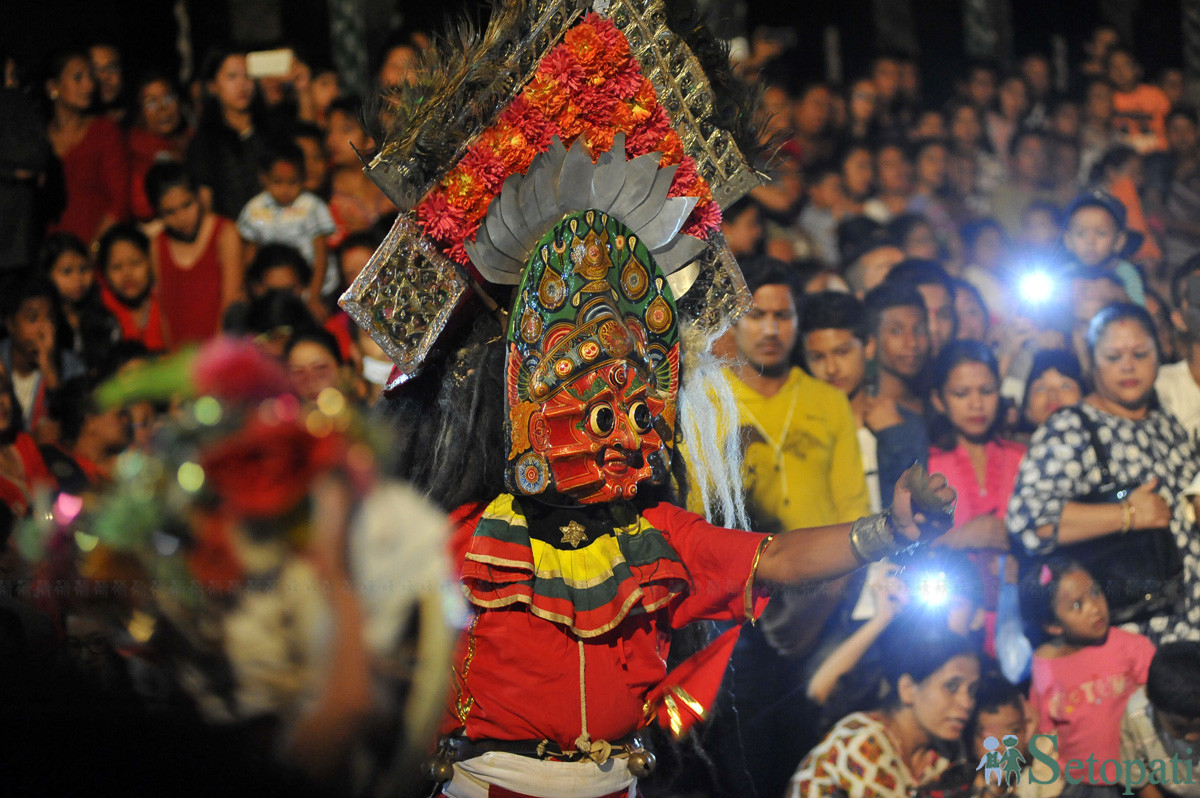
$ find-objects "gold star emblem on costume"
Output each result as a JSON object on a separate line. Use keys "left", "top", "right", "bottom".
{"left": 560, "top": 520, "right": 588, "bottom": 548}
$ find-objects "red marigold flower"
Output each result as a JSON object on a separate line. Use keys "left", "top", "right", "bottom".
{"left": 606, "top": 57, "right": 643, "bottom": 100}
{"left": 459, "top": 145, "right": 509, "bottom": 193}
{"left": 576, "top": 84, "right": 618, "bottom": 125}
{"left": 501, "top": 95, "right": 554, "bottom": 153}
{"left": 447, "top": 224, "right": 478, "bottom": 265}
{"left": 538, "top": 47, "right": 585, "bottom": 93}
{"left": 668, "top": 156, "right": 700, "bottom": 197}
{"left": 682, "top": 198, "right": 722, "bottom": 238}
{"left": 417, "top": 190, "right": 467, "bottom": 240}
{"left": 628, "top": 104, "right": 671, "bottom": 155}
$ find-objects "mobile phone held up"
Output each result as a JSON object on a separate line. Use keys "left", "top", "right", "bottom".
{"left": 247, "top": 49, "right": 293, "bottom": 79}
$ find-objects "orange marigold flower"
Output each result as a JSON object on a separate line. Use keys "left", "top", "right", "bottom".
{"left": 525, "top": 73, "right": 569, "bottom": 117}
{"left": 557, "top": 101, "right": 586, "bottom": 140}
{"left": 564, "top": 21, "right": 608, "bottom": 80}
{"left": 655, "top": 133, "right": 684, "bottom": 167}
{"left": 610, "top": 101, "right": 638, "bottom": 135}
{"left": 582, "top": 124, "right": 615, "bottom": 157}
{"left": 586, "top": 14, "right": 631, "bottom": 67}
{"left": 630, "top": 78, "right": 658, "bottom": 121}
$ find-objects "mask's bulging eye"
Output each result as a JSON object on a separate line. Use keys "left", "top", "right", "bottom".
{"left": 588, "top": 405, "right": 615, "bottom": 436}
{"left": 628, "top": 401, "right": 652, "bottom": 434}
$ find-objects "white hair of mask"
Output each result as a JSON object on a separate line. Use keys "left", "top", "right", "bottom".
{"left": 676, "top": 321, "right": 749, "bottom": 530}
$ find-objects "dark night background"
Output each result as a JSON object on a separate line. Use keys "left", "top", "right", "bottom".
{"left": 2, "top": 1, "right": 1188, "bottom": 99}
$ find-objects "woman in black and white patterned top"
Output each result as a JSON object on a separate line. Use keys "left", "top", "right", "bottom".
{"left": 1006, "top": 304, "right": 1200, "bottom": 642}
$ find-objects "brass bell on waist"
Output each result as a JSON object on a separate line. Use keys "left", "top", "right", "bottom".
{"left": 426, "top": 757, "right": 455, "bottom": 783}
{"left": 627, "top": 748, "right": 656, "bottom": 778}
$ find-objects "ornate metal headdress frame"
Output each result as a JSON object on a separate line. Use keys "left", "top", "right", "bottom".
{"left": 340, "top": 0, "right": 761, "bottom": 380}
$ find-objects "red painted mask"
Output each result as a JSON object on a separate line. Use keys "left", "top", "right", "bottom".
{"left": 505, "top": 211, "right": 680, "bottom": 503}
{"left": 527, "top": 359, "right": 670, "bottom": 503}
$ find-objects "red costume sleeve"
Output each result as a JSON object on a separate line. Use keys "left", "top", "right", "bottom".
{"left": 640, "top": 502, "right": 771, "bottom": 627}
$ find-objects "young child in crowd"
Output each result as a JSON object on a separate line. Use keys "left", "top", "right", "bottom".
{"left": 1062, "top": 190, "right": 1146, "bottom": 305}
{"left": 1121, "top": 641, "right": 1200, "bottom": 797}
{"left": 39, "top": 233, "right": 120, "bottom": 378}
{"left": 221, "top": 243, "right": 312, "bottom": 333}
{"left": 928, "top": 341, "right": 1024, "bottom": 649}
{"left": 97, "top": 225, "right": 167, "bottom": 352}
{"left": 799, "top": 159, "right": 849, "bottom": 264}
{"left": 236, "top": 142, "right": 336, "bottom": 321}
{"left": 1022, "top": 559, "right": 1155, "bottom": 793}
{"left": 969, "top": 670, "right": 1049, "bottom": 797}
{"left": 0, "top": 275, "right": 87, "bottom": 437}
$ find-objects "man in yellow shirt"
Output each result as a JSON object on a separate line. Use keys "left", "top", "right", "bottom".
{"left": 727, "top": 258, "right": 871, "bottom": 533}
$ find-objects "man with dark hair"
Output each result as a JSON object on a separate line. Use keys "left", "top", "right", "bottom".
{"left": 862, "top": 281, "right": 931, "bottom": 414}
{"left": 1121, "top": 641, "right": 1200, "bottom": 796}
{"left": 885, "top": 258, "right": 957, "bottom": 357}
{"left": 728, "top": 256, "right": 869, "bottom": 532}
{"left": 801, "top": 291, "right": 929, "bottom": 512}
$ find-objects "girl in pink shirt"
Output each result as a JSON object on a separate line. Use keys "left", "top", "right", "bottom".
{"left": 1022, "top": 559, "right": 1155, "bottom": 790}
{"left": 928, "top": 340, "right": 1025, "bottom": 646}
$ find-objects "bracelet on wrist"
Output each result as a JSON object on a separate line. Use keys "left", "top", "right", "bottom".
{"left": 1120, "top": 499, "right": 1132, "bottom": 534}
{"left": 849, "top": 510, "right": 902, "bottom": 563}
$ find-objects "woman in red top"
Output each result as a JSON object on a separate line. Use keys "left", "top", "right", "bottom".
{"left": 97, "top": 224, "right": 168, "bottom": 351}
{"left": 144, "top": 162, "right": 242, "bottom": 347}
{"left": 45, "top": 50, "right": 129, "bottom": 247}
{"left": 126, "top": 72, "right": 191, "bottom": 223}
{"left": 928, "top": 340, "right": 1025, "bottom": 647}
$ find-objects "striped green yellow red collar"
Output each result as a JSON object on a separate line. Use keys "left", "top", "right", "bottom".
{"left": 460, "top": 494, "right": 689, "bottom": 637}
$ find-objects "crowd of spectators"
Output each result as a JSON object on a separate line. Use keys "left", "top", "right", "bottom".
{"left": 5, "top": 14, "right": 1200, "bottom": 798}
